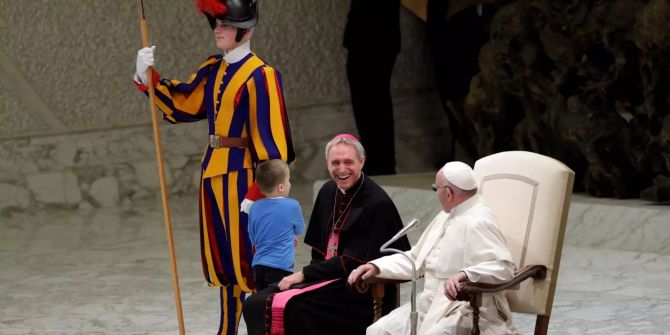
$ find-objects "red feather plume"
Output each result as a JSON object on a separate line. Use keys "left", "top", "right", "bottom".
{"left": 195, "top": 0, "right": 228, "bottom": 16}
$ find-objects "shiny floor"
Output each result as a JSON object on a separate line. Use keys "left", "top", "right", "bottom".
{"left": 2, "top": 181, "right": 669, "bottom": 335}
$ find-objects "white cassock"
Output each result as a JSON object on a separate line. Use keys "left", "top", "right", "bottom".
{"left": 367, "top": 194, "right": 516, "bottom": 335}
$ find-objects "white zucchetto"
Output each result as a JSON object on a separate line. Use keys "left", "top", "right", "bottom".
{"left": 441, "top": 161, "right": 477, "bottom": 191}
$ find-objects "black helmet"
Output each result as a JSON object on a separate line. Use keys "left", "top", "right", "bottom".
{"left": 196, "top": 0, "right": 258, "bottom": 30}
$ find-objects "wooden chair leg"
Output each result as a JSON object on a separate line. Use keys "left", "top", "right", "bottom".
{"left": 470, "top": 293, "right": 482, "bottom": 335}
{"left": 371, "top": 283, "right": 385, "bottom": 322}
{"left": 535, "top": 315, "right": 550, "bottom": 335}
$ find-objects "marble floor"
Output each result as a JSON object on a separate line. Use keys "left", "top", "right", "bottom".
{"left": 2, "top": 180, "right": 670, "bottom": 335}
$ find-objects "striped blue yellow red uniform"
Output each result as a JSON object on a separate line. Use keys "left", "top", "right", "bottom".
{"left": 136, "top": 52, "right": 295, "bottom": 335}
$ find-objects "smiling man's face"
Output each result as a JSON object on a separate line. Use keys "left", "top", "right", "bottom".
{"left": 327, "top": 143, "right": 365, "bottom": 190}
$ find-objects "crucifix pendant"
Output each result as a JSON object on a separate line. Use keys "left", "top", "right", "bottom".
{"left": 325, "top": 232, "right": 340, "bottom": 260}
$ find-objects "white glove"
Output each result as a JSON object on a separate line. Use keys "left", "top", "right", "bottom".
{"left": 240, "top": 199, "right": 255, "bottom": 214}
{"left": 135, "top": 46, "right": 155, "bottom": 84}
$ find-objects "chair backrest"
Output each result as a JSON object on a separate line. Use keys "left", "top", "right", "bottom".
{"left": 473, "top": 151, "right": 574, "bottom": 316}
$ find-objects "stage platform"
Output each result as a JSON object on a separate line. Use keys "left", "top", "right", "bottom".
{"left": 1, "top": 173, "right": 669, "bottom": 334}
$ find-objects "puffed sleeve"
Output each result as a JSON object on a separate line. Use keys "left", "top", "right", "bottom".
{"left": 245, "top": 66, "right": 295, "bottom": 163}
{"left": 135, "top": 57, "right": 218, "bottom": 123}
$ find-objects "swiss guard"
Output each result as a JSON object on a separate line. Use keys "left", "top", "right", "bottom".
{"left": 133, "top": 0, "right": 295, "bottom": 334}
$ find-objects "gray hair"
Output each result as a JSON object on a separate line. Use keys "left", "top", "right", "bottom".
{"left": 443, "top": 178, "right": 478, "bottom": 198}
{"left": 324, "top": 136, "right": 366, "bottom": 159}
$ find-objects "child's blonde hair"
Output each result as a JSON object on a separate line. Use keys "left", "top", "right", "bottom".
{"left": 255, "top": 159, "right": 289, "bottom": 195}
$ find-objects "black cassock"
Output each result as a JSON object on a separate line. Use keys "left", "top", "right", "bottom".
{"left": 243, "top": 175, "right": 411, "bottom": 335}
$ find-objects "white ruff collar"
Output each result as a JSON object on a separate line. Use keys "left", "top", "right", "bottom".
{"left": 223, "top": 40, "right": 251, "bottom": 64}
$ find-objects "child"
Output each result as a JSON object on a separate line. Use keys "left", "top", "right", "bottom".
{"left": 248, "top": 159, "right": 304, "bottom": 290}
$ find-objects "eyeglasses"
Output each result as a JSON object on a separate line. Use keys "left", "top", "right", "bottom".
{"left": 431, "top": 183, "right": 449, "bottom": 192}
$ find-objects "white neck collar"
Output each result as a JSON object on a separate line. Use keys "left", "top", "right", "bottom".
{"left": 223, "top": 40, "right": 251, "bottom": 64}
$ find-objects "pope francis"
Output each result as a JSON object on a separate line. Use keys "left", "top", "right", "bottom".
{"left": 348, "top": 161, "right": 517, "bottom": 335}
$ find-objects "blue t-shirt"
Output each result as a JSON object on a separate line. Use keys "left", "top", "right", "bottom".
{"left": 248, "top": 197, "right": 304, "bottom": 272}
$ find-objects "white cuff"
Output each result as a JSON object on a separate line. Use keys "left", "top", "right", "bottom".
{"left": 133, "top": 72, "right": 146, "bottom": 85}
{"left": 240, "top": 199, "right": 255, "bottom": 214}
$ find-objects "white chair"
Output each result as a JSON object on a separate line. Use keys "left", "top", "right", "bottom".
{"left": 460, "top": 150, "right": 575, "bottom": 335}
{"left": 358, "top": 151, "right": 574, "bottom": 335}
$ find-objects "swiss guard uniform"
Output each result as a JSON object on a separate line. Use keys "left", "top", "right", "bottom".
{"left": 134, "top": 0, "right": 295, "bottom": 334}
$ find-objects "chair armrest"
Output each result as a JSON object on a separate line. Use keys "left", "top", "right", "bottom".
{"left": 457, "top": 264, "right": 547, "bottom": 300}
{"left": 354, "top": 277, "right": 410, "bottom": 294}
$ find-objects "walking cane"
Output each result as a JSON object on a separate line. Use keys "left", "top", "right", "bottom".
{"left": 136, "top": 1, "right": 186, "bottom": 334}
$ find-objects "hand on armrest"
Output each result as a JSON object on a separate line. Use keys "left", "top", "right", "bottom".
{"left": 444, "top": 271, "right": 468, "bottom": 300}
{"left": 347, "top": 263, "right": 380, "bottom": 285}
{"left": 455, "top": 264, "right": 548, "bottom": 301}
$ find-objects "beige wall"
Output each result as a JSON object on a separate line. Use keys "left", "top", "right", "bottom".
{"left": 0, "top": 1, "right": 450, "bottom": 212}
{"left": 0, "top": 0, "right": 435, "bottom": 138}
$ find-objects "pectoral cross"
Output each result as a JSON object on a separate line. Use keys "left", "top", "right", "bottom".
{"left": 325, "top": 232, "right": 340, "bottom": 260}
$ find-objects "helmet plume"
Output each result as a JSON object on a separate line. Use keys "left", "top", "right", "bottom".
{"left": 195, "top": 0, "right": 228, "bottom": 17}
